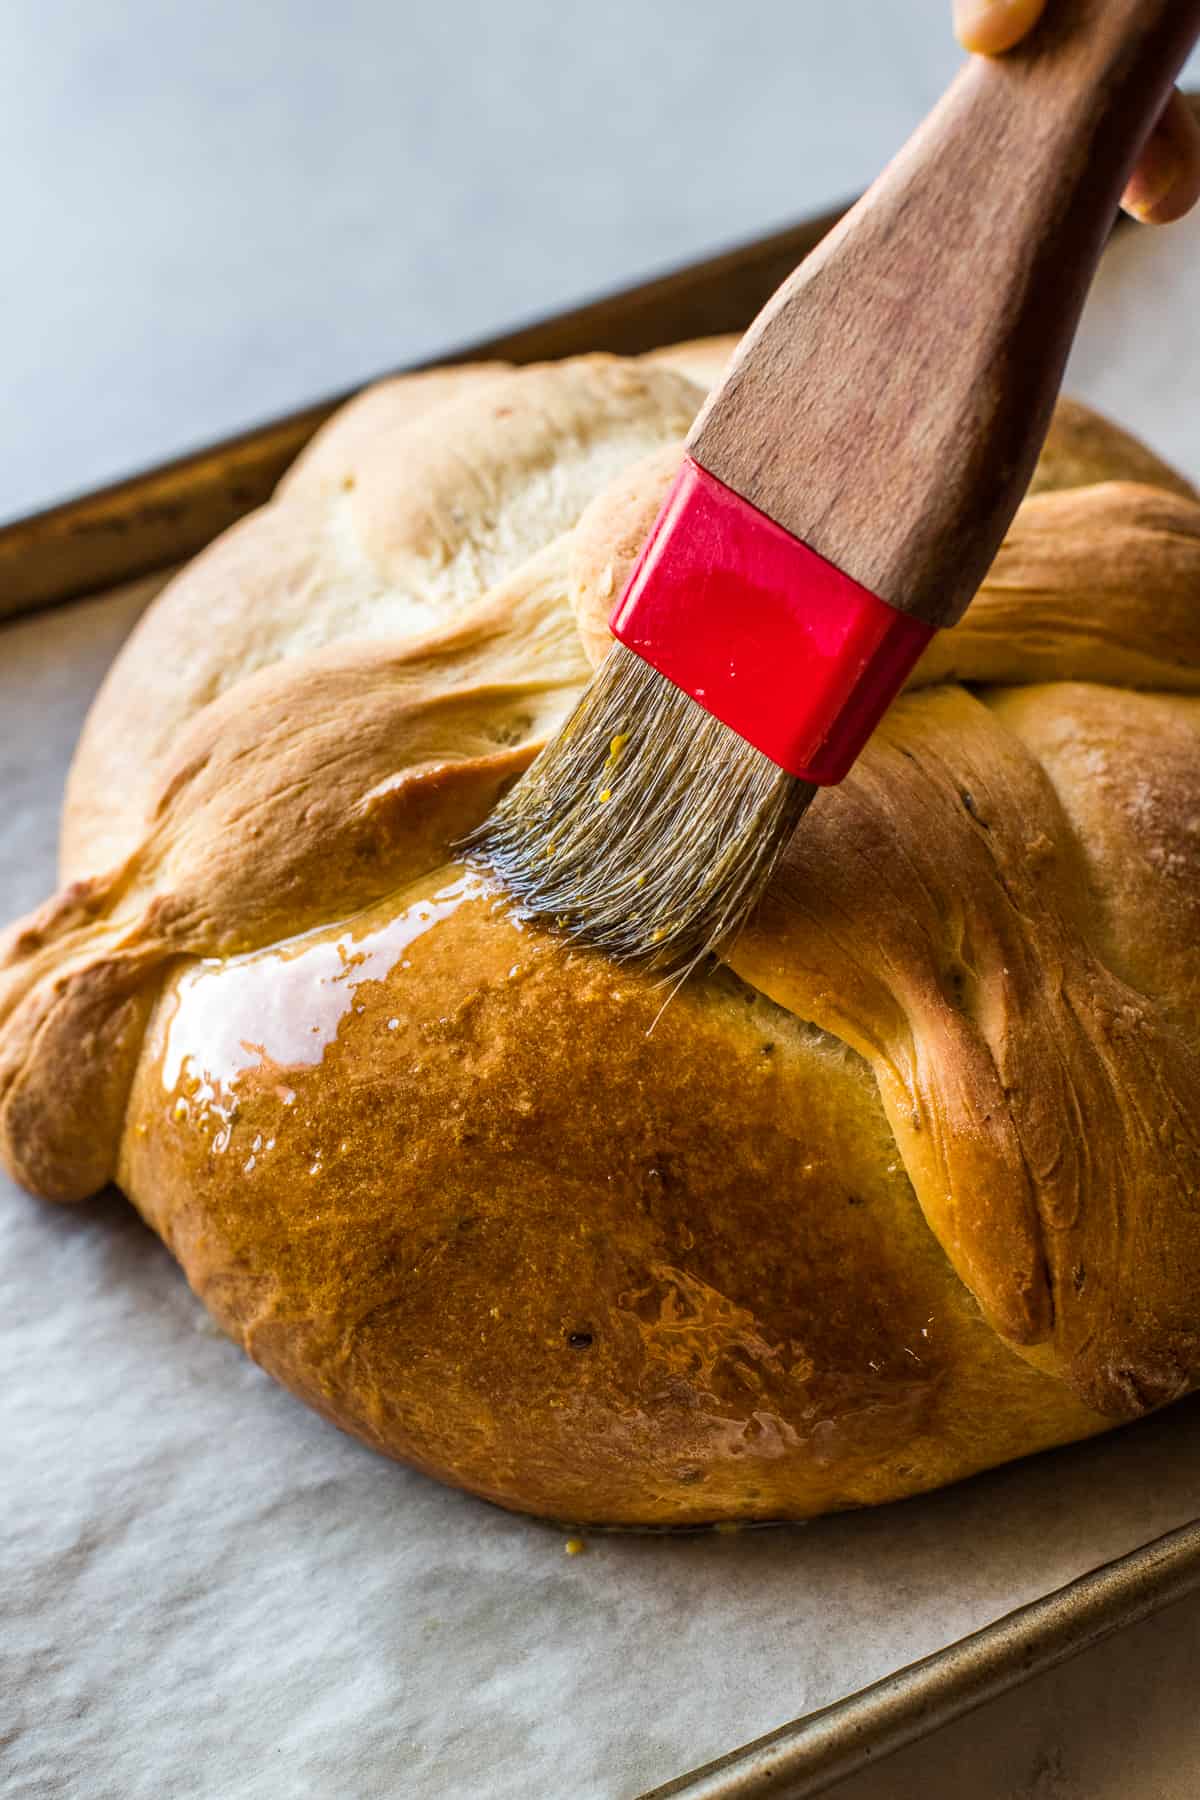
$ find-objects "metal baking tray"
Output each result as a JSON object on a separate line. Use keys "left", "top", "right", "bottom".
{"left": 3, "top": 188, "right": 1199, "bottom": 1800}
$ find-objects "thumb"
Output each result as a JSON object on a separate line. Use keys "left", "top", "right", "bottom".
{"left": 953, "top": 0, "right": 1048, "bottom": 56}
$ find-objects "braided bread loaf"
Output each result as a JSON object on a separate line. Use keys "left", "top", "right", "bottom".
{"left": 3, "top": 340, "right": 1199, "bottom": 1525}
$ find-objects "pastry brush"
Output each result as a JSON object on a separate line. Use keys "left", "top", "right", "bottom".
{"left": 469, "top": 0, "right": 1200, "bottom": 970}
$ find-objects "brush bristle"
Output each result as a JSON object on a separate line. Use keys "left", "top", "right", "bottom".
{"left": 464, "top": 643, "right": 817, "bottom": 970}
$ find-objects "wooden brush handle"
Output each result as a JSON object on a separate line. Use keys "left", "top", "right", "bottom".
{"left": 689, "top": 0, "right": 1200, "bottom": 629}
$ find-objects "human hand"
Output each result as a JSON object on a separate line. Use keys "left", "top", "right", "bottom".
{"left": 953, "top": 0, "right": 1200, "bottom": 221}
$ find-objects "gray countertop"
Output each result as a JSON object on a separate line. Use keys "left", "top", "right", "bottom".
{"left": 0, "top": 0, "right": 1025, "bottom": 520}
{"left": 7, "top": 2, "right": 1196, "bottom": 521}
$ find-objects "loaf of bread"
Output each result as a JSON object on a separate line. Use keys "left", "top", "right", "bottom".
{"left": 3, "top": 340, "right": 1200, "bottom": 1526}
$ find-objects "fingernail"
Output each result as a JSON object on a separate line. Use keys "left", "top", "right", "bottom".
{"left": 953, "top": 0, "right": 1045, "bottom": 57}
{"left": 1123, "top": 137, "right": 1183, "bottom": 222}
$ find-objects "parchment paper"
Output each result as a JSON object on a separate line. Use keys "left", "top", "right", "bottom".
{"left": 4, "top": 212, "right": 1200, "bottom": 1800}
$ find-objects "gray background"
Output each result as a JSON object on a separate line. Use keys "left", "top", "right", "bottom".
{"left": 6, "top": 4, "right": 1200, "bottom": 1798}
{"left": 14, "top": 0, "right": 1198, "bottom": 522}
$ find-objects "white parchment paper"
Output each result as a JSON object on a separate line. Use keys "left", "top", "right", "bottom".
{"left": 3, "top": 213, "right": 1200, "bottom": 1800}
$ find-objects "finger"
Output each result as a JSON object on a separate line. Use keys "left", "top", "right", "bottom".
{"left": 1122, "top": 90, "right": 1200, "bottom": 224}
{"left": 953, "top": 0, "right": 1048, "bottom": 56}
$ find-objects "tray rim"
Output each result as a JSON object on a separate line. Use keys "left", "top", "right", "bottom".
{"left": 3, "top": 189, "right": 1196, "bottom": 1800}
{"left": 0, "top": 205, "right": 849, "bottom": 623}
{"left": 639, "top": 1518, "right": 1200, "bottom": 1799}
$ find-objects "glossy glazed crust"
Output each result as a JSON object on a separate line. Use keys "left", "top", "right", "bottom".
{"left": 121, "top": 876, "right": 1105, "bottom": 1524}
{"left": 1, "top": 342, "right": 1198, "bottom": 1523}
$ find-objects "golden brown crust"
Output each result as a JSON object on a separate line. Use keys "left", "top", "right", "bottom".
{"left": 4, "top": 341, "right": 1200, "bottom": 1522}
{"left": 1028, "top": 394, "right": 1198, "bottom": 500}
{"left": 913, "top": 483, "right": 1200, "bottom": 693}
{"left": 728, "top": 683, "right": 1200, "bottom": 1415}
{"left": 121, "top": 873, "right": 1102, "bottom": 1525}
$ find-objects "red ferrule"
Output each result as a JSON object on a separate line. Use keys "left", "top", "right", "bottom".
{"left": 609, "top": 456, "right": 933, "bottom": 783}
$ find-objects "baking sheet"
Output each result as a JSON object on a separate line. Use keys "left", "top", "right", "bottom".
{"left": 3, "top": 211, "right": 1200, "bottom": 1800}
